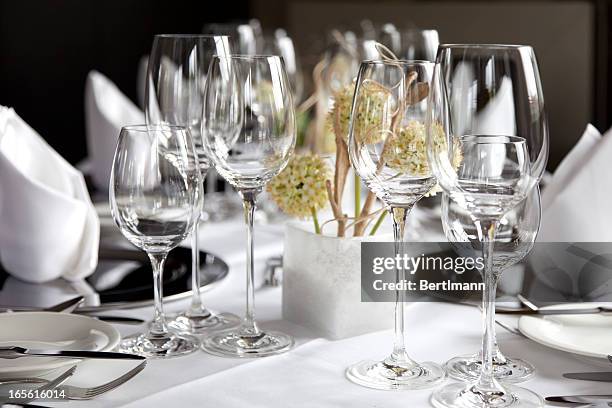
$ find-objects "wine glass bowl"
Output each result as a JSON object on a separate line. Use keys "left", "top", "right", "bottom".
{"left": 110, "top": 124, "right": 201, "bottom": 358}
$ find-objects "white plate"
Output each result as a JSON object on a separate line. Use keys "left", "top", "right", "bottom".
{"left": 0, "top": 312, "right": 120, "bottom": 378}
{"left": 518, "top": 302, "right": 612, "bottom": 361}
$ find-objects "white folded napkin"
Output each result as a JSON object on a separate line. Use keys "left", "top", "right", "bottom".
{"left": 0, "top": 106, "right": 99, "bottom": 283}
{"left": 530, "top": 124, "right": 612, "bottom": 300}
{"left": 85, "top": 70, "right": 143, "bottom": 191}
{"left": 538, "top": 124, "right": 607, "bottom": 241}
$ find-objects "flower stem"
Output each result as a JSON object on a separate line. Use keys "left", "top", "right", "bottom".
{"left": 369, "top": 210, "right": 387, "bottom": 236}
{"left": 354, "top": 172, "right": 361, "bottom": 220}
{"left": 311, "top": 207, "right": 321, "bottom": 234}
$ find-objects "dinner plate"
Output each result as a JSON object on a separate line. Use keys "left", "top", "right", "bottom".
{"left": 0, "top": 312, "right": 120, "bottom": 378}
{"left": 518, "top": 302, "right": 612, "bottom": 361}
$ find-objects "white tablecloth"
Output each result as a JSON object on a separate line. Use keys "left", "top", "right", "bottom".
{"left": 45, "top": 216, "right": 612, "bottom": 408}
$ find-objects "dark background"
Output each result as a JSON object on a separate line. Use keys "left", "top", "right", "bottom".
{"left": 0, "top": 0, "right": 248, "bottom": 164}
{"left": 0, "top": 0, "right": 609, "bottom": 169}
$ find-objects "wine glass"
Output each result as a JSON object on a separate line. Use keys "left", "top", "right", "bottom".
{"left": 109, "top": 125, "right": 201, "bottom": 357}
{"left": 200, "top": 55, "right": 296, "bottom": 357}
{"left": 260, "top": 29, "right": 303, "bottom": 104}
{"left": 145, "top": 34, "right": 241, "bottom": 334}
{"left": 346, "top": 60, "right": 446, "bottom": 390}
{"left": 401, "top": 29, "right": 439, "bottom": 62}
{"left": 427, "top": 44, "right": 548, "bottom": 408}
{"left": 442, "top": 186, "right": 541, "bottom": 383}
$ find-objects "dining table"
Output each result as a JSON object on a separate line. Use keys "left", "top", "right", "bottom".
{"left": 36, "top": 211, "right": 612, "bottom": 408}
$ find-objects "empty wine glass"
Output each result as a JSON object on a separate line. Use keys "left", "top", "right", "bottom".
{"left": 146, "top": 34, "right": 240, "bottom": 334}
{"left": 442, "top": 186, "right": 541, "bottom": 383}
{"left": 401, "top": 29, "right": 439, "bottom": 62}
{"left": 427, "top": 44, "right": 548, "bottom": 408}
{"left": 110, "top": 125, "right": 201, "bottom": 357}
{"left": 200, "top": 55, "right": 296, "bottom": 357}
{"left": 346, "top": 60, "right": 445, "bottom": 390}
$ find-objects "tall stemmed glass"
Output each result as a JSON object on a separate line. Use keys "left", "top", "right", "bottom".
{"left": 427, "top": 44, "right": 548, "bottom": 408}
{"left": 346, "top": 60, "right": 446, "bottom": 390}
{"left": 110, "top": 125, "right": 201, "bottom": 357}
{"left": 146, "top": 34, "right": 240, "bottom": 334}
{"left": 442, "top": 186, "right": 541, "bottom": 383}
{"left": 201, "top": 55, "right": 296, "bottom": 357}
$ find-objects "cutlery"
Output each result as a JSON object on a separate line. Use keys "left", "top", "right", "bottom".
{"left": 6, "top": 365, "right": 77, "bottom": 405}
{"left": 563, "top": 371, "right": 612, "bottom": 382}
{"left": 545, "top": 395, "right": 612, "bottom": 406}
{"left": 0, "top": 296, "right": 84, "bottom": 313}
{"left": 1, "top": 360, "right": 147, "bottom": 400}
{"left": 88, "top": 315, "right": 144, "bottom": 325}
{"left": 495, "top": 319, "right": 524, "bottom": 337}
{"left": 0, "top": 347, "right": 145, "bottom": 361}
{"left": 2, "top": 404, "right": 54, "bottom": 407}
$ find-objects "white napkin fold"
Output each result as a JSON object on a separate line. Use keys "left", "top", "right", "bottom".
{"left": 85, "top": 70, "right": 143, "bottom": 191}
{"left": 538, "top": 124, "right": 608, "bottom": 241}
{"left": 0, "top": 106, "right": 99, "bottom": 283}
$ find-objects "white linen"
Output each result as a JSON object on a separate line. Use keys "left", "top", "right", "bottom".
{"left": 0, "top": 107, "right": 99, "bottom": 283}
{"left": 85, "top": 71, "right": 143, "bottom": 191}
{"left": 539, "top": 124, "right": 611, "bottom": 241}
{"left": 37, "top": 216, "right": 612, "bottom": 408}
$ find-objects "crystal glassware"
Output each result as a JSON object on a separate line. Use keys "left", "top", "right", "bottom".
{"left": 346, "top": 60, "right": 446, "bottom": 390}
{"left": 442, "top": 186, "right": 541, "bottom": 383}
{"left": 145, "top": 34, "right": 240, "bottom": 334}
{"left": 109, "top": 125, "right": 201, "bottom": 357}
{"left": 200, "top": 55, "right": 296, "bottom": 357}
{"left": 427, "top": 44, "right": 548, "bottom": 408}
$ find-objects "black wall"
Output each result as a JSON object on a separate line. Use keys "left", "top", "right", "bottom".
{"left": 0, "top": 0, "right": 249, "bottom": 164}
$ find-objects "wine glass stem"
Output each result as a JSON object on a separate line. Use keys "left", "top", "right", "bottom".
{"left": 240, "top": 188, "right": 261, "bottom": 335}
{"left": 388, "top": 205, "right": 416, "bottom": 366}
{"left": 189, "top": 218, "right": 209, "bottom": 316}
{"left": 476, "top": 219, "right": 502, "bottom": 391}
{"left": 148, "top": 252, "right": 169, "bottom": 336}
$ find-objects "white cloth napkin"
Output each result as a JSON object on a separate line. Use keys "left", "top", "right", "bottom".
{"left": 0, "top": 106, "right": 100, "bottom": 283}
{"left": 530, "top": 124, "right": 612, "bottom": 299}
{"left": 538, "top": 124, "right": 607, "bottom": 241}
{"left": 85, "top": 70, "right": 143, "bottom": 191}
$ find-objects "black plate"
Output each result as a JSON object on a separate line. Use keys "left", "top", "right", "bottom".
{"left": 0, "top": 247, "right": 229, "bottom": 312}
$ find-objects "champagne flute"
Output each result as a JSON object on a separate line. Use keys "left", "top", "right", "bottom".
{"left": 427, "top": 44, "right": 548, "bottom": 408}
{"left": 346, "top": 60, "right": 446, "bottom": 390}
{"left": 110, "top": 125, "right": 201, "bottom": 357}
{"left": 146, "top": 34, "right": 240, "bottom": 334}
{"left": 442, "top": 186, "right": 541, "bottom": 383}
{"left": 201, "top": 55, "right": 296, "bottom": 357}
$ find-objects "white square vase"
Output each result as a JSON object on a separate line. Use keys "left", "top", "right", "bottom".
{"left": 282, "top": 221, "right": 394, "bottom": 340}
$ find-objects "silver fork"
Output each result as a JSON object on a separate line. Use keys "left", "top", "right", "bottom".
{"left": 4, "top": 361, "right": 146, "bottom": 400}
{"left": 61, "top": 360, "right": 147, "bottom": 400}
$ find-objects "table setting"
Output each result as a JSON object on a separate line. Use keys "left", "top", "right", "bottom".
{"left": 1, "top": 16, "right": 612, "bottom": 408}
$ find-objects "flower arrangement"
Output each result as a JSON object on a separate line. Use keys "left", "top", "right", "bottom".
{"left": 270, "top": 43, "right": 461, "bottom": 238}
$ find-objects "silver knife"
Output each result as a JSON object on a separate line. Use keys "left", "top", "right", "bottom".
{"left": 563, "top": 372, "right": 612, "bottom": 382}
{"left": 0, "top": 347, "right": 145, "bottom": 361}
{"left": 546, "top": 395, "right": 612, "bottom": 406}
{"left": 496, "top": 306, "right": 612, "bottom": 315}
{"left": 2, "top": 404, "right": 54, "bottom": 407}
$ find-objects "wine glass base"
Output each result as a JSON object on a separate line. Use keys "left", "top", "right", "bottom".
{"left": 117, "top": 332, "right": 199, "bottom": 359}
{"left": 446, "top": 354, "right": 535, "bottom": 383}
{"left": 167, "top": 311, "right": 241, "bottom": 335}
{"left": 201, "top": 329, "right": 294, "bottom": 358}
{"left": 431, "top": 382, "right": 543, "bottom": 408}
{"left": 345, "top": 359, "right": 446, "bottom": 390}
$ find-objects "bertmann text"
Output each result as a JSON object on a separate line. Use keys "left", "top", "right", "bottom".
{"left": 370, "top": 254, "right": 485, "bottom": 292}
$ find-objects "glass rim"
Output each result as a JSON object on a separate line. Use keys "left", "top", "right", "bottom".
{"left": 459, "top": 134, "right": 527, "bottom": 145}
{"left": 439, "top": 43, "right": 532, "bottom": 50}
{"left": 121, "top": 124, "right": 188, "bottom": 132}
{"left": 361, "top": 59, "right": 433, "bottom": 66}
{"left": 154, "top": 34, "right": 229, "bottom": 39}
{"left": 213, "top": 54, "right": 281, "bottom": 60}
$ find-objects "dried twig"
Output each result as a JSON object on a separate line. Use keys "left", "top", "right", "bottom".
{"left": 326, "top": 179, "right": 346, "bottom": 237}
